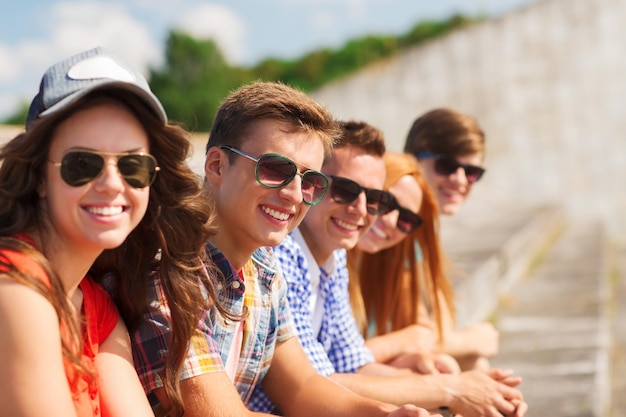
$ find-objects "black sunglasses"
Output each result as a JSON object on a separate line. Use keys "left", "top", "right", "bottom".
{"left": 50, "top": 150, "right": 159, "bottom": 189}
{"left": 221, "top": 145, "right": 329, "bottom": 206}
{"left": 388, "top": 194, "right": 423, "bottom": 234}
{"left": 417, "top": 152, "right": 485, "bottom": 184}
{"left": 329, "top": 176, "right": 393, "bottom": 215}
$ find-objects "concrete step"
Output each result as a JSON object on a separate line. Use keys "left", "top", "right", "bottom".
{"left": 490, "top": 220, "right": 611, "bottom": 417}
{"left": 442, "top": 204, "right": 566, "bottom": 327}
{"left": 608, "top": 244, "right": 626, "bottom": 417}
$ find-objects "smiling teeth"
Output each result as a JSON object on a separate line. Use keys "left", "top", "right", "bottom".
{"left": 371, "top": 225, "right": 387, "bottom": 239}
{"left": 263, "top": 206, "right": 290, "bottom": 221}
{"left": 335, "top": 218, "right": 358, "bottom": 231}
{"left": 87, "top": 206, "right": 123, "bottom": 216}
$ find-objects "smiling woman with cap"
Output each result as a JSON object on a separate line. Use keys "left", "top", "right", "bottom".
{"left": 0, "top": 47, "right": 220, "bottom": 417}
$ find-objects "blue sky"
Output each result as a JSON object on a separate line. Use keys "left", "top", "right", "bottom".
{"left": 0, "top": 0, "right": 535, "bottom": 119}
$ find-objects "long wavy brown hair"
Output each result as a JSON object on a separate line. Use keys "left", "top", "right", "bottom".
{"left": 0, "top": 89, "right": 228, "bottom": 417}
{"left": 86, "top": 91, "right": 233, "bottom": 417}
{"left": 348, "top": 152, "right": 455, "bottom": 342}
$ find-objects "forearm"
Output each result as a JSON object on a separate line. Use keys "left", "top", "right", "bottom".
{"left": 442, "top": 321, "right": 499, "bottom": 361}
{"left": 265, "top": 338, "right": 397, "bottom": 417}
{"left": 441, "top": 329, "right": 468, "bottom": 356}
{"left": 284, "top": 373, "right": 396, "bottom": 417}
{"left": 358, "top": 362, "right": 414, "bottom": 377}
{"left": 366, "top": 332, "right": 413, "bottom": 363}
{"left": 329, "top": 371, "right": 454, "bottom": 411}
{"left": 442, "top": 329, "right": 482, "bottom": 358}
{"left": 366, "top": 325, "right": 437, "bottom": 363}
{"left": 98, "top": 319, "right": 154, "bottom": 417}
{"left": 156, "top": 374, "right": 277, "bottom": 417}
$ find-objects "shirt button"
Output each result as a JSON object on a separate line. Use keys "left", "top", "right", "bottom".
{"left": 232, "top": 281, "right": 241, "bottom": 289}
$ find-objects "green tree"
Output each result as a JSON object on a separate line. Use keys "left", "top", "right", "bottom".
{"left": 150, "top": 31, "right": 254, "bottom": 131}
{"left": 250, "top": 15, "right": 477, "bottom": 92}
{"left": 399, "top": 14, "right": 475, "bottom": 47}
{"left": 3, "top": 103, "right": 29, "bottom": 126}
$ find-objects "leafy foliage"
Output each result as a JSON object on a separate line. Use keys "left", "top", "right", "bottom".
{"left": 3, "top": 103, "right": 29, "bottom": 126}
{"left": 149, "top": 32, "right": 256, "bottom": 131}
{"left": 254, "top": 14, "right": 477, "bottom": 92}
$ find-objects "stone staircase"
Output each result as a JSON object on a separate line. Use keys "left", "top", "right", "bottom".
{"left": 491, "top": 221, "right": 611, "bottom": 417}
{"left": 443, "top": 202, "right": 620, "bottom": 417}
{"left": 442, "top": 204, "right": 565, "bottom": 329}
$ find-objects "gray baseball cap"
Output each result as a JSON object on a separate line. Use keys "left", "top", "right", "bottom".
{"left": 26, "top": 46, "right": 167, "bottom": 129}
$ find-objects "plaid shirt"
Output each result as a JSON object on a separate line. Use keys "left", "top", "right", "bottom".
{"left": 132, "top": 242, "right": 296, "bottom": 407}
{"left": 248, "top": 230, "right": 374, "bottom": 413}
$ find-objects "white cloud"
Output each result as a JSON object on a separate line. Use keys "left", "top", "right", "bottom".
{"left": 0, "top": 45, "right": 21, "bottom": 83}
{"left": 277, "top": 0, "right": 359, "bottom": 4}
{"left": 311, "top": 11, "right": 336, "bottom": 31}
{"left": 47, "top": 1, "right": 161, "bottom": 72}
{"left": 0, "top": 1, "right": 161, "bottom": 119}
{"left": 175, "top": 4, "right": 247, "bottom": 64}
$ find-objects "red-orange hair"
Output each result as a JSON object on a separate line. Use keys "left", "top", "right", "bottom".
{"left": 348, "top": 152, "right": 455, "bottom": 341}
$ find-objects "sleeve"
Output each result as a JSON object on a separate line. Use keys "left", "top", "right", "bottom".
{"left": 80, "top": 277, "right": 119, "bottom": 352}
{"left": 131, "top": 274, "right": 225, "bottom": 394}
{"left": 274, "top": 236, "right": 337, "bottom": 376}
{"left": 272, "top": 268, "right": 298, "bottom": 345}
{"left": 324, "top": 250, "right": 375, "bottom": 373}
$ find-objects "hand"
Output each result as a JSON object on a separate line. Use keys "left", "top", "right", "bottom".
{"left": 506, "top": 399, "right": 529, "bottom": 417}
{"left": 387, "top": 351, "right": 461, "bottom": 375}
{"left": 387, "top": 351, "right": 439, "bottom": 374}
{"left": 433, "top": 353, "right": 461, "bottom": 375}
{"left": 486, "top": 367, "right": 523, "bottom": 388}
{"left": 444, "top": 370, "right": 524, "bottom": 417}
{"left": 387, "top": 404, "right": 440, "bottom": 417}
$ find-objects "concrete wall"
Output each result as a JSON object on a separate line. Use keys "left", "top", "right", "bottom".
{"left": 310, "top": 0, "right": 626, "bottom": 243}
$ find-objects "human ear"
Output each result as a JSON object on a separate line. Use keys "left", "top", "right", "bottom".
{"left": 204, "top": 147, "right": 225, "bottom": 186}
{"left": 36, "top": 176, "right": 47, "bottom": 199}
